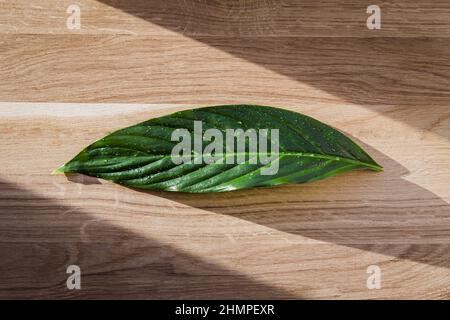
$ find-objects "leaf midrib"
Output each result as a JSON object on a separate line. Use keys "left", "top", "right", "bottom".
{"left": 121, "top": 151, "right": 382, "bottom": 172}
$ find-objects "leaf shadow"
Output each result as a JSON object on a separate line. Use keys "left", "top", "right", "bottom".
{"left": 132, "top": 141, "right": 450, "bottom": 270}
{"left": 65, "top": 173, "right": 101, "bottom": 185}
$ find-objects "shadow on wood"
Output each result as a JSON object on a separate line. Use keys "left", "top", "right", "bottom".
{"left": 0, "top": 179, "right": 297, "bottom": 299}
{"left": 97, "top": 0, "right": 450, "bottom": 140}
{"left": 135, "top": 143, "right": 450, "bottom": 270}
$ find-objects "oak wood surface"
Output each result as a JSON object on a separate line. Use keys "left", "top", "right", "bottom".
{"left": 0, "top": 103, "right": 449, "bottom": 299}
{"left": 0, "top": 0, "right": 449, "bottom": 299}
{"left": 2, "top": 0, "right": 450, "bottom": 37}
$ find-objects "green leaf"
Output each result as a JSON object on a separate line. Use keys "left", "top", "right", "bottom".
{"left": 54, "top": 105, "right": 382, "bottom": 193}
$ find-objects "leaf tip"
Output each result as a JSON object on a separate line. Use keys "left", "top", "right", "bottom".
{"left": 371, "top": 163, "right": 383, "bottom": 172}
{"left": 51, "top": 165, "right": 67, "bottom": 175}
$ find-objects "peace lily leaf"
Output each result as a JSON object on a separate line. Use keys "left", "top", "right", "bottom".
{"left": 54, "top": 105, "right": 382, "bottom": 193}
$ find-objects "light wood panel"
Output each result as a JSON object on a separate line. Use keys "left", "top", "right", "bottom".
{"left": 1, "top": 0, "right": 450, "bottom": 299}
{"left": 2, "top": 0, "right": 450, "bottom": 37}
{"left": 1, "top": 35, "right": 450, "bottom": 109}
{"left": 0, "top": 103, "right": 449, "bottom": 299}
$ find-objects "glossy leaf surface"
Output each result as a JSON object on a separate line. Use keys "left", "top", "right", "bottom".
{"left": 55, "top": 105, "right": 382, "bottom": 193}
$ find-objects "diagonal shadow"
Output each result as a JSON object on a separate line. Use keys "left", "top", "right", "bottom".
{"left": 132, "top": 142, "right": 450, "bottom": 270}
{"left": 97, "top": 0, "right": 450, "bottom": 139}
{"left": 0, "top": 179, "right": 297, "bottom": 299}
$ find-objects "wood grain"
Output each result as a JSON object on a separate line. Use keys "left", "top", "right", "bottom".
{"left": 1, "top": 35, "right": 450, "bottom": 108}
{"left": 1, "top": 0, "right": 450, "bottom": 299}
{"left": 0, "top": 103, "right": 449, "bottom": 299}
{"left": 2, "top": 0, "right": 450, "bottom": 37}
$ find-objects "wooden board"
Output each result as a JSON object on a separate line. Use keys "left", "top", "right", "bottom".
{"left": 1, "top": 35, "right": 450, "bottom": 108}
{"left": 1, "top": 102, "right": 449, "bottom": 299}
{"left": 2, "top": 0, "right": 450, "bottom": 37}
{"left": 0, "top": 0, "right": 449, "bottom": 299}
